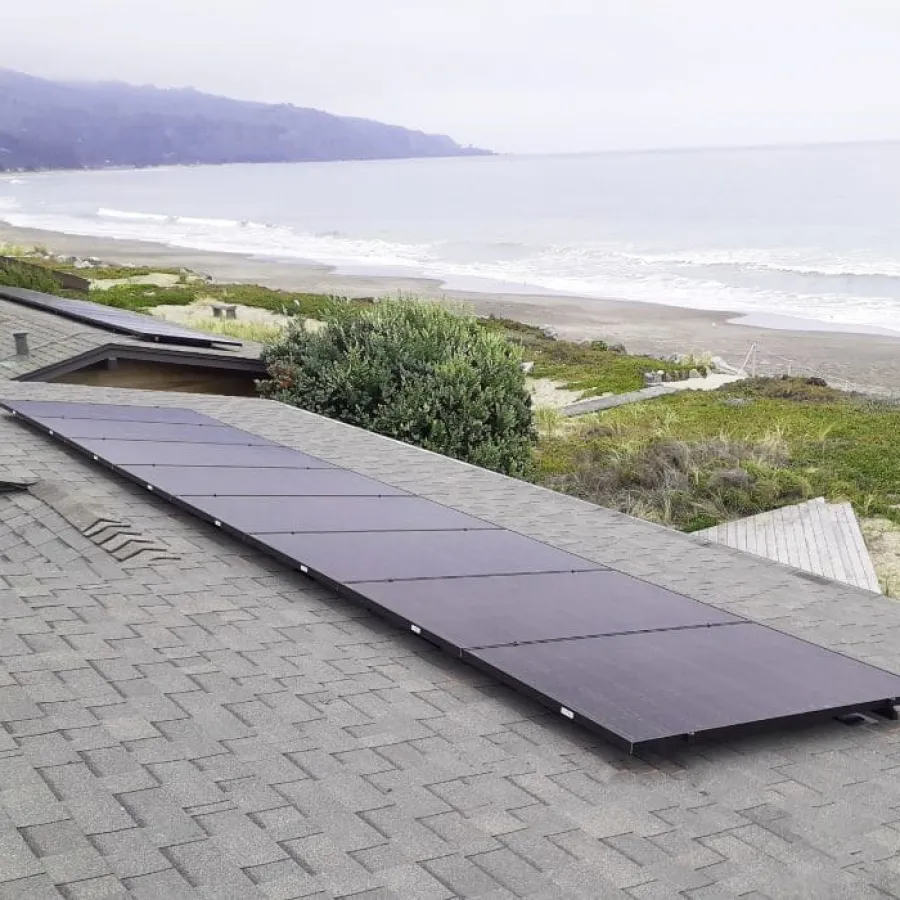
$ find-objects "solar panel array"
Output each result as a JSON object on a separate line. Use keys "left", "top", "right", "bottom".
{"left": 0, "top": 286, "right": 241, "bottom": 348}
{"left": 6, "top": 398, "right": 900, "bottom": 751}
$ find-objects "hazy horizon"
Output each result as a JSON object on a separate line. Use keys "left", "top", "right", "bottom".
{"left": 3, "top": 2, "right": 900, "bottom": 155}
{"left": 8, "top": 63, "right": 900, "bottom": 159}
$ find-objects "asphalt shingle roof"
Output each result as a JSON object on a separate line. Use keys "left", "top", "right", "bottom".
{"left": 2, "top": 377, "right": 900, "bottom": 898}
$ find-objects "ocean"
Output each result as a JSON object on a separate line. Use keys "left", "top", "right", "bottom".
{"left": 2, "top": 142, "right": 900, "bottom": 333}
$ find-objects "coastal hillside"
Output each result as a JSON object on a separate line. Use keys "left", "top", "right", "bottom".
{"left": 0, "top": 69, "right": 489, "bottom": 171}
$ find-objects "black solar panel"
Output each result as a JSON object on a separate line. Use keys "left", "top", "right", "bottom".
{"left": 7, "top": 397, "right": 900, "bottom": 753}
{"left": 348, "top": 570, "right": 741, "bottom": 650}
{"left": 1, "top": 400, "right": 218, "bottom": 426}
{"left": 76, "top": 439, "right": 331, "bottom": 468}
{"left": 0, "top": 286, "right": 241, "bottom": 348}
{"left": 188, "top": 495, "right": 494, "bottom": 534}
{"left": 118, "top": 466, "right": 408, "bottom": 497}
{"left": 35, "top": 418, "right": 273, "bottom": 446}
{"left": 468, "top": 627, "right": 900, "bottom": 748}
{"left": 255, "top": 529, "right": 603, "bottom": 583}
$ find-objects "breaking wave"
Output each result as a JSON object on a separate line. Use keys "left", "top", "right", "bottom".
{"left": 2, "top": 187, "right": 900, "bottom": 335}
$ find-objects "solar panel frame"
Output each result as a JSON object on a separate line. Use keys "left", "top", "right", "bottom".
{"left": 0, "top": 286, "right": 241, "bottom": 348}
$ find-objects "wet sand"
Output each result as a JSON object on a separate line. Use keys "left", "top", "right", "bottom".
{"left": 3, "top": 221, "right": 900, "bottom": 394}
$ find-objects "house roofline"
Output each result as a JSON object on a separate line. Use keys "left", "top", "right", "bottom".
{"left": 16, "top": 342, "right": 268, "bottom": 383}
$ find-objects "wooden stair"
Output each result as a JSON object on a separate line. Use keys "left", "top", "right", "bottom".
{"left": 696, "top": 498, "right": 881, "bottom": 594}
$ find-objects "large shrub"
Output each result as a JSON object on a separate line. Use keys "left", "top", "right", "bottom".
{"left": 258, "top": 299, "right": 536, "bottom": 477}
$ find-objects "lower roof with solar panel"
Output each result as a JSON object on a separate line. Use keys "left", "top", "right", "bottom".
{"left": 0, "top": 286, "right": 241, "bottom": 348}
{"left": 5, "top": 396, "right": 900, "bottom": 753}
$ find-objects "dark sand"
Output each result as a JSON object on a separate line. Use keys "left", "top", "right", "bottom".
{"left": 3, "top": 222, "right": 900, "bottom": 393}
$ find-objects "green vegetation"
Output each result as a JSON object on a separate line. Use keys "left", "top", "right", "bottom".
{"left": 0, "top": 257, "right": 64, "bottom": 293}
{"left": 537, "top": 377, "right": 900, "bottom": 530}
{"left": 91, "top": 284, "right": 197, "bottom": 310}
{"left": 0, "top": 245, "right": 369, "bottom": 319}
{"left": 73, "top": 265, "right": 187, "bottom": 280}
{"left": 0, "top": 243, "right": 35, "bottom": 258}
{"left": 481, "top": 317, "right": 695, "bottom": 395}
{"left": 0, "top": 248, "right": 183, "bottom": 282}
{"left": 259, "top": 299, "right": 536, "bottom": 478}
{"left": 78, "top": 280, "right": 355, "bottom": 320}
{"left": 534, "top": 345, "right": 695, "bottom": 397}
{"left": 177, "top": 316, "right": 283, "bottom": 344}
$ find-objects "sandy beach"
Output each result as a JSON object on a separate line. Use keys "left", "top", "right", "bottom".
{"left": 3, "top": 221, "right": 900, "bottom": 394}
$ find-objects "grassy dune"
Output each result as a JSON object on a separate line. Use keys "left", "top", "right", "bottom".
{"left": 537, "top": 377, "right": 900, "bottom": 531}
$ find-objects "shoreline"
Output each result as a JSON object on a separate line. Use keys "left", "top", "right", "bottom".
{"left": 4, "top": 220, "right": 900, "bottom": 394}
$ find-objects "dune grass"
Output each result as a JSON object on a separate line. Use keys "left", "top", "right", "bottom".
{"left": 0, "top": 246, "right": 362, "bottom": 318}
{"left": 175, "top": 316, "right": 284, "bottom": 344}
{"left": 0, "top": 256, "right": 65, "bottom": 292}
{"left": 0, "top": 243, "right": 36, "bottom": 258}
{"left": 537, "top": 378, "right": 900, "bottom": 530}
{"left": 74, "top": 265, "right": 187, "bottom": 280}
{"left": 481, "top": 316, "right": 695, "bottom": 395}
{"left": 82, "top": 281, "right": 349, "bottom": 319}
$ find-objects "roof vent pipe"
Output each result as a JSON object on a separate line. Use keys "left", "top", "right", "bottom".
{"left": 13, "top": 332, "right": 29, "bottom": 356}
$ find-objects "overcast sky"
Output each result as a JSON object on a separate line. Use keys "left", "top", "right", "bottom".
{"left": 3, "top": 1, "right": 900, "bottom": 153}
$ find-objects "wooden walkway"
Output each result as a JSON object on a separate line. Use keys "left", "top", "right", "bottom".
{"left": 696, "top": 497, "right": 882, "bottom": 594}
{"left": 561, "top": 374, "right": 745, "bottom": 417}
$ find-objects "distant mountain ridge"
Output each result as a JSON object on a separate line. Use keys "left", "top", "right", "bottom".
{"left": 0, "top": 69, "right": 489, "bottom": 171}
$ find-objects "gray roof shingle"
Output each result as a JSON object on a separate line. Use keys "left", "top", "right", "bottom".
{"left": 2, "top": 378, "right": 900, "bottom": 898}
